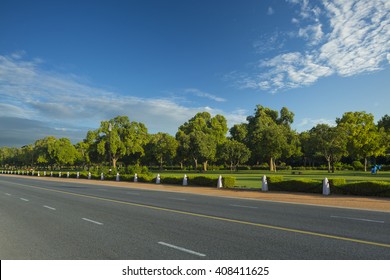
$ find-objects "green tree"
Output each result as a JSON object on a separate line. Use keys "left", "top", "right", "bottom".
{"left": 378, "top": 114, "right": 390, "bottom": 132}
{"left": 220, "top": 139, "right": 251, "bottom": 171}
{"left": 34, "top": 136, "right": 57, "bottom": 169}
{"left": 308, "top": 124, "right": 347, "bottom": 173}
{"left": 229, "top": 123, "right": 248, "bottom": 143}
{"left": 336, "top": 111, "right": 386, "bottom": 171}
{"left": 246, "top": 105, "right": 298, "bottom": 171}
{"left": 176, "top": 112, "right": 228, "bottom": 171}
{"left": 149, "top": 132, "right": 178, "bottom": 169}
{"left": 48, "top": 138, "right": 79, "bottom": 168}
{"left": 96, "top": 116, "right": 149, "bottom": 168}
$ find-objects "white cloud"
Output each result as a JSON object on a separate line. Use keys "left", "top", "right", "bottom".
{"left": 267, "top": 7, "right": 274, "bottom": 15}
{"left": 238, "top": 0, "right": 390, "bottom": 92}
{"left": 0, "top": 54, "right": 244, "bottom": 145}
{"left": 184, "top": 88, "right": 226, "bottom": 102}
{"left": 296, "top": 117, "right": 336, "bottom": 131}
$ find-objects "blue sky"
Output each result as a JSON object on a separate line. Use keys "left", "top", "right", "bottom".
{"left": 0, "top": 0, "right": 389, "bottom": 146}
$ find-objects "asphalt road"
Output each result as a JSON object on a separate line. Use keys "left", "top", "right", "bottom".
{"left": 0, "top": 175, "right": 389, "bottom": 259}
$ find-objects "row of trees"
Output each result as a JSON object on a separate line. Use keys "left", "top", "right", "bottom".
{"left": 1, "top": 105, "right": 389, "bottom": 173}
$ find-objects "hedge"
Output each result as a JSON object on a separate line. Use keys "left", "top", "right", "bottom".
{"left": 333, "top": 181, "right": 390, "bottom": 197}
{"left": 268, "top": 178, "right": 322, "bottom": 193}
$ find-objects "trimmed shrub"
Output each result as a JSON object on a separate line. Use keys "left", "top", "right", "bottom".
{"left": 268, "top": 179, "right": 322, "bottom": 193}
{"left": 161, "top": 176, "right": 183, "bottom": 185}
{"left": 188, "top": 176, "right": 216, "bottom": 187}
{"left": 340, "top": 181, "right": 390, "bottom": 197}
{"left": 328, "top": 178, "right": 346, "bottom": 187}
{"left": 137, "top": 173, "right": 154, "bottom": 183}
{"left": 267, "top": 176, "right": 284, "bottom": 184}
{"left": 222, "top": 177, "right": 236, "bottom": 188}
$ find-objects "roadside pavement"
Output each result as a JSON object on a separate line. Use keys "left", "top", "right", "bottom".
{"left": 1, "top": 174, "right": 390, "bottom": 212}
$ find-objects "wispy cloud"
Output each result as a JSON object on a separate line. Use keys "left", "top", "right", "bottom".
{"left": 235, "top": 0, "right": 390, "bottom": 92}
{"left": 184, "top": 88, "right": 226, "bottom": 102}
{"left": 267, "top": 7, "right": 274, "bottom": 16}
{"left": 0, "top": 53, "right": 243, "bottom": 146}
{"left": 296, "top": 117, "right": 335, "bottom": 130}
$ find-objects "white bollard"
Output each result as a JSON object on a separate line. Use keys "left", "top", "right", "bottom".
{"left": 134, "top": 173, "right": 138, "bottom": 182}
{"left": 77, "top": 172, "right": 80, "bottom": 179}
{"left": 323, "top": 178, "right": 330, "bottom": 196}
{"left": 38, "top": 171, "right": 40, "bottom": 177}
{"left": 217, "top": 175, "right": 223, "bottom": 188}
{"left": 32, "top": 171, "right": 35, "bottom": 176}
{"left": 59, "top": 172, "right": 61, "bottom": 177}
{"left": 156, "top": 174, "right": 161, "bottom": 184}
{"left": 101, "top": 173, "right": 104, "bottom": 180}
{"left": 116, "top": 173, "right": 120, "bottom": 181}
{"left": 43, "top": 171, "right": 46, "bottom": 176}
{"left": 88, "top": 172, "right": 91, "bottom": 179}
{"left": 67, "top": 172, "right": 70, "bottom": 178}
{"left": 183, "top": 174, "right": 188, "bottom": 186}
{"left": 50, "top": 171, "right": 53, "bottom": 177}
{"left": 262, "top": 175, "right": 268, "bottom": 192}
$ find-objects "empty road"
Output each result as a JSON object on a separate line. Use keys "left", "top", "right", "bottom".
{"left": 0, "top": 175, "right": 389, "bottom": 259}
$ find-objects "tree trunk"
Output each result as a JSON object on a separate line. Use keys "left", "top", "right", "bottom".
{"left": 270, "top": 157, "right": 276, "bottom": 172}
{"left": 364, "top": 157, "right": 368, "bottom": 172}
{"left": 159, "top": 157, "right": 163, "bottom": 170}
{"left": 194, "top": 158, "right": 198, "bottom": 171}
{"left": 327, "top": 159, "right": 331, "bottom": 173}
{"left": 203, "top": 161, "right": 208, "bottom": 172}
{"left": 112, "top": 157, "right": 117, "bottom": 168}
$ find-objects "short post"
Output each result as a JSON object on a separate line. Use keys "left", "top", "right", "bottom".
{"left": 77, "top": 172, "right": 80, "bottom": 179}
{"left": 88, "top": 172, "right": 91, "bottom": 179}
{"left": 323, "top": 178, "right": 330, "bottom": 196}
{"left": 32, "top": 171, "right": 35, "bottom": 176}
{"left": 262, "top": 175, "right": 268, "bottom": 192}
{"left": 156, "top": 174, "right": 161, "bottom": 184}
{"left": 134, "top": 173, "right": 138, "bottom": 182}
{"left": 217, "top": 175, "right": 223, "bottom": 188}
{"left": 183, "top": 174, "right": 188, "bottom": 186}
{"left": 43, "top": 171, "right": 46, "bottom": 176}
{"left": 59, "top": 172, "right": 61, "bottom": 178}
{"left": 18, "top": 170, "right": 20, "bottom": 175}
{"left": 50, "top": 171, "right": 53, "bottom": 177}
{"left": 116, "top": 173, "right": 120, "bottom": 182}
{"left": 101, "top": 173, "right": 104, "bottom": 180}
{"left": 38, "top": 171, "right": 40, "bottom": 177}
{"left": 67, "top": 172, "right": 70, "bottom": 178}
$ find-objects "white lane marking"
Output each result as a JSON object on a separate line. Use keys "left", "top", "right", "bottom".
{"left": 20, "top": 198, "right": 29, "bottom": 202}
{"left": 82, "top": 218, "right": 103, "bottom": 225}
{"left": 169, "top": 197, "right": 187, "bottom": 201}
{"left": 5, "top": 193, "right": 11, "bottom": 196}
{"left": 43, "top": 205, "right": 56, "bottom": 211}
{"left": 230, "top": 204, "right": 258, "bottom": 209}
{"left": 158, "top": 241, "right": 206, "bottom": 257}
{"left": 331, "top": 215, "right": 385, "bottom": 224}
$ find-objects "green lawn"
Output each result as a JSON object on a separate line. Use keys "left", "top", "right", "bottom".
{"left": 153, "top": 170, "right": 390, "bottom": 189}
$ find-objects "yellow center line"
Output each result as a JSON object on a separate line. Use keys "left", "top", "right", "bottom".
{"left": 11, "top": 182, "right": 390, "bottom": 249}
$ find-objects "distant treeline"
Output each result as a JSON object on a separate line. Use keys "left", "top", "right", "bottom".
{"left": 1, "top": 105, "right": 389, "bottom": 173}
